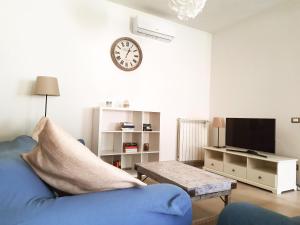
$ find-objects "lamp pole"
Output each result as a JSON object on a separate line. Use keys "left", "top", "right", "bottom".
{"left": 44, "top": 94, "right": 48, "bottom": 117}
{"left": 217, "top": 127, "right": 220, "bottom": 148}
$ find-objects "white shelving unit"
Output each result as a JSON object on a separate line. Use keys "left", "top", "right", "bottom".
{"left": 203, "top": 147, "right": 298, "bottom": 194}
{"left": 92, "top": 107, "right": 160, "bottom": 177}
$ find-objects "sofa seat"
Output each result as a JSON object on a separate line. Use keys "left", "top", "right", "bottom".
{"left": 0, "top": 136, "right": 192, "bottom": 225}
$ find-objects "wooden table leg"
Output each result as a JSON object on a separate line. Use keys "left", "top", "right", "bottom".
{"left": 137, "top": 172, "right": 142, "bottom": 180}
{"left": 224, "top": 194, "right": 231, "bottom": 206}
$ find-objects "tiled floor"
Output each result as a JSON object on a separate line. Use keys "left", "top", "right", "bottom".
{"left": 193, "top": 182, "right": 300, "bottom": 223}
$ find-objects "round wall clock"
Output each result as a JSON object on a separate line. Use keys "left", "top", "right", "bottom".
{"left": 110, "top": 37, "right": 143, "bottom": 72}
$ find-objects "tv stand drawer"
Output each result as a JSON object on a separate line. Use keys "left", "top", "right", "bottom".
{"left": 224, "top": 163, "right": 246, "bottom": 179}
{"left": 247, "top": 169, "right": 277, "bottom": 187}
{"left": 205, "top": 159, "right": 223, "bottom": 172}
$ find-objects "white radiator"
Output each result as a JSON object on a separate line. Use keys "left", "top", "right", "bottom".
{"left": 177, "top": 118, "right": 209, "bottom": 162}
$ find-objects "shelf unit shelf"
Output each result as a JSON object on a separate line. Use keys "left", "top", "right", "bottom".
{"left": 101, "top": 131, "right": 144, "bottom": 133}
{"left": 142, "top": 151, "right": 159, "bottom": 154}
{"left": 92, "top": 107, "right": 161, "bottom": 177}
{"left": 100, "top": 151, "right": 142, "bottom": 156}
{"left": 100, "top": 151, "right": 160, "bottom": 156}
{"left": 143, "top": 131, "right": 160, "bottom": 133}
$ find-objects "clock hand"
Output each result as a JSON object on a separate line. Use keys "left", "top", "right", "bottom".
{"left": 125, "top": 50, "right": 130, "bottom": 59}
{"left": 125, "top": 45, "right": 133, "bottom": 59}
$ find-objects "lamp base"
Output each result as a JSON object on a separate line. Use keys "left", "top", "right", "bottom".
{"left": 214, "top": 146, "right": 226, "bottom": 149}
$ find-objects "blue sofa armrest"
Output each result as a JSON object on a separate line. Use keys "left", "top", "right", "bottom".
{"left": 217, "top": 203, "right": 299, "bottom": 225}
{"left": 10, "top": 184, "right": 192, "bottom": 225}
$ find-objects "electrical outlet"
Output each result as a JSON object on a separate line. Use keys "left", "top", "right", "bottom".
{"left": 291, "top": 117, "right": 300, "bottom": 123}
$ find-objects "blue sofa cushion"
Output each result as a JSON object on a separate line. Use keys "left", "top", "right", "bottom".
{"left": 0, "top": 136, "right": 55, "bottom": 208}
{"left": 292, "top": 217, "right": 300, "bottom": 224}
{"left": 9, "top": 183, "right": 191, "bottom": 225}
{"left": 217, "top": 202, "right": 299, "bottom": 225}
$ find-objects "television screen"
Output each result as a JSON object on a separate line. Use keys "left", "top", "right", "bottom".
{"left": 226, "top": 118, "right": 276, "bottom": 153}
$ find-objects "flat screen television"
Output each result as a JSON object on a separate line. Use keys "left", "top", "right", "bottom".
{"left": 226, "top": 118, "right": 276, "bottom": 154}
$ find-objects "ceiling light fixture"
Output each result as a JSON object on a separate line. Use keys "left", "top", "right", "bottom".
{"left": 168, "top": 0, "right": 208, "bottom": 21}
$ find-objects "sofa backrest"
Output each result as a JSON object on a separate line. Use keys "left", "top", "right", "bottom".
{"left": 0, "top": 136, "right": 54, "bottom": 209}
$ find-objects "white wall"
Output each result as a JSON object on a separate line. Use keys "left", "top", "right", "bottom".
{"left": 211, "top": 1, "right": 300, "bottom": 179}
{"left": 0, "top": 0, "right": 211, "bottom": 160}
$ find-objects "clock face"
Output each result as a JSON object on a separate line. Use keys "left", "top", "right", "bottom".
{"left": 111, "top": 37, "right": 143, "bottom": 71}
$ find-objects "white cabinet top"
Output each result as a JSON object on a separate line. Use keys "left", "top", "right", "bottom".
{"left": 204, "top": 146, "right": 298, "bottom": 163}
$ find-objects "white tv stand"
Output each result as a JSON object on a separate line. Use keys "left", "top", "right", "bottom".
{"left": 203, "top": 147, "right": 298, "bottom": 194}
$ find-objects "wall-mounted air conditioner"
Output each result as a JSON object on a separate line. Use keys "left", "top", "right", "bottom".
{"left": 131, "top": 16, "right": 175, "bottom": 42}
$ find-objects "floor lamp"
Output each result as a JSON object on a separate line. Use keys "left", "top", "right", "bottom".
{"left": 34, "top": 76, "right": 60, "bottom": 117}
{"left": 212, "top": 117, "right": 225, "bottom": 148}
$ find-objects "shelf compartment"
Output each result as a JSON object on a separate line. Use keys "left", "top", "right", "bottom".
{"left": 121, "top": 154, "right": 141, "bottom": 170}
{"left": 224, "top": 153, "right": 247, "bottom": 167}
{"left": 99, "top": 132, "right": 122, "bottom": 155}
{"left": 101, "top": 110, "right": 143, "bottom": 131}
{"left": 248, "top": 158, "right": 277, "bottom": 174}
{"left": 122, "top": 132, "right": 142, "bottom": 152}
{"left": 205, "top": 150, "right": 223, "bottom": 162}
{"left": 143, "top": 132, "right": 160, "bottom": 152}
{"left": 101, "top": 155, "right": 121, "bottom": 166}
{"left": 143, "top": 112, "right": 160, "bottom": 131}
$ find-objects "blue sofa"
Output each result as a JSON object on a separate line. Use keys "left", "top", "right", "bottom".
{"left": 0, "top": 136, "right": 192, "bottom": 225}
{"left": 217, "top": 202, "right": 300, "bottom": 225}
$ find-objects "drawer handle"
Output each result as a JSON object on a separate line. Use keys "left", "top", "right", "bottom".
{"left": 258, "top": 176, "right": 262, "bottom": 179}
{"left": 232, "top": 169, "right": 235, "bottom": 172}
{"left": 211, "top": 163, "right": 214, "bottom": 166}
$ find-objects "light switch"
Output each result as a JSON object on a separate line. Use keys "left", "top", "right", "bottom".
{"left": 291, "top": 117, "right": 300, "bottom": 123}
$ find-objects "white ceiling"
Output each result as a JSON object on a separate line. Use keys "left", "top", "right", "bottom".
{"left": 108, "top": 0, "right": 288, "bottom": 33}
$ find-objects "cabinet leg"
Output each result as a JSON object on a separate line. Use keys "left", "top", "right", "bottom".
{"left": 273, "top": 189, "right": 282, "bottom": 195}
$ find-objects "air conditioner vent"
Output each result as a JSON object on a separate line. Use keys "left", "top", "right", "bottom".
{"left": 132, "top": 16, "right": 175, "bottom": 42}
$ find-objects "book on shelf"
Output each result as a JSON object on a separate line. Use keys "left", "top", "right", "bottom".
{"left": 123, "top": 143, "right": 138, "bottom": 146}
{"left": 124, "top": 148, "right": 138, "bottom": 153}
{"left": 120, "top": 122, "right": 134, "bottom": 127}
{"left": 121, "top": 127, "right": 135, "bottom": 131}
{"left": 123, "top": 143, "right": 138, "bottom": 153}
{"left": 121, "top": 122, "right": 134, "bottom": 125}
{"left": 124, "top": 146, "right": 138, "bottom": 148}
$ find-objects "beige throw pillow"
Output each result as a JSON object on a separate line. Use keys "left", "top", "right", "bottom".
{"left": 22, "top": 117, "right": 146, "bottom": 194}
{"left": 32, "top": 117, "right": 48, "bottom": 142}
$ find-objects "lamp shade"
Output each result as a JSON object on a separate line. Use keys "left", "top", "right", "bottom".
{"left": 212, "top": 117, "right": 225, "bottom": 128}
{"left": 34, "top": 76, "right": 60, "bottom": 96}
